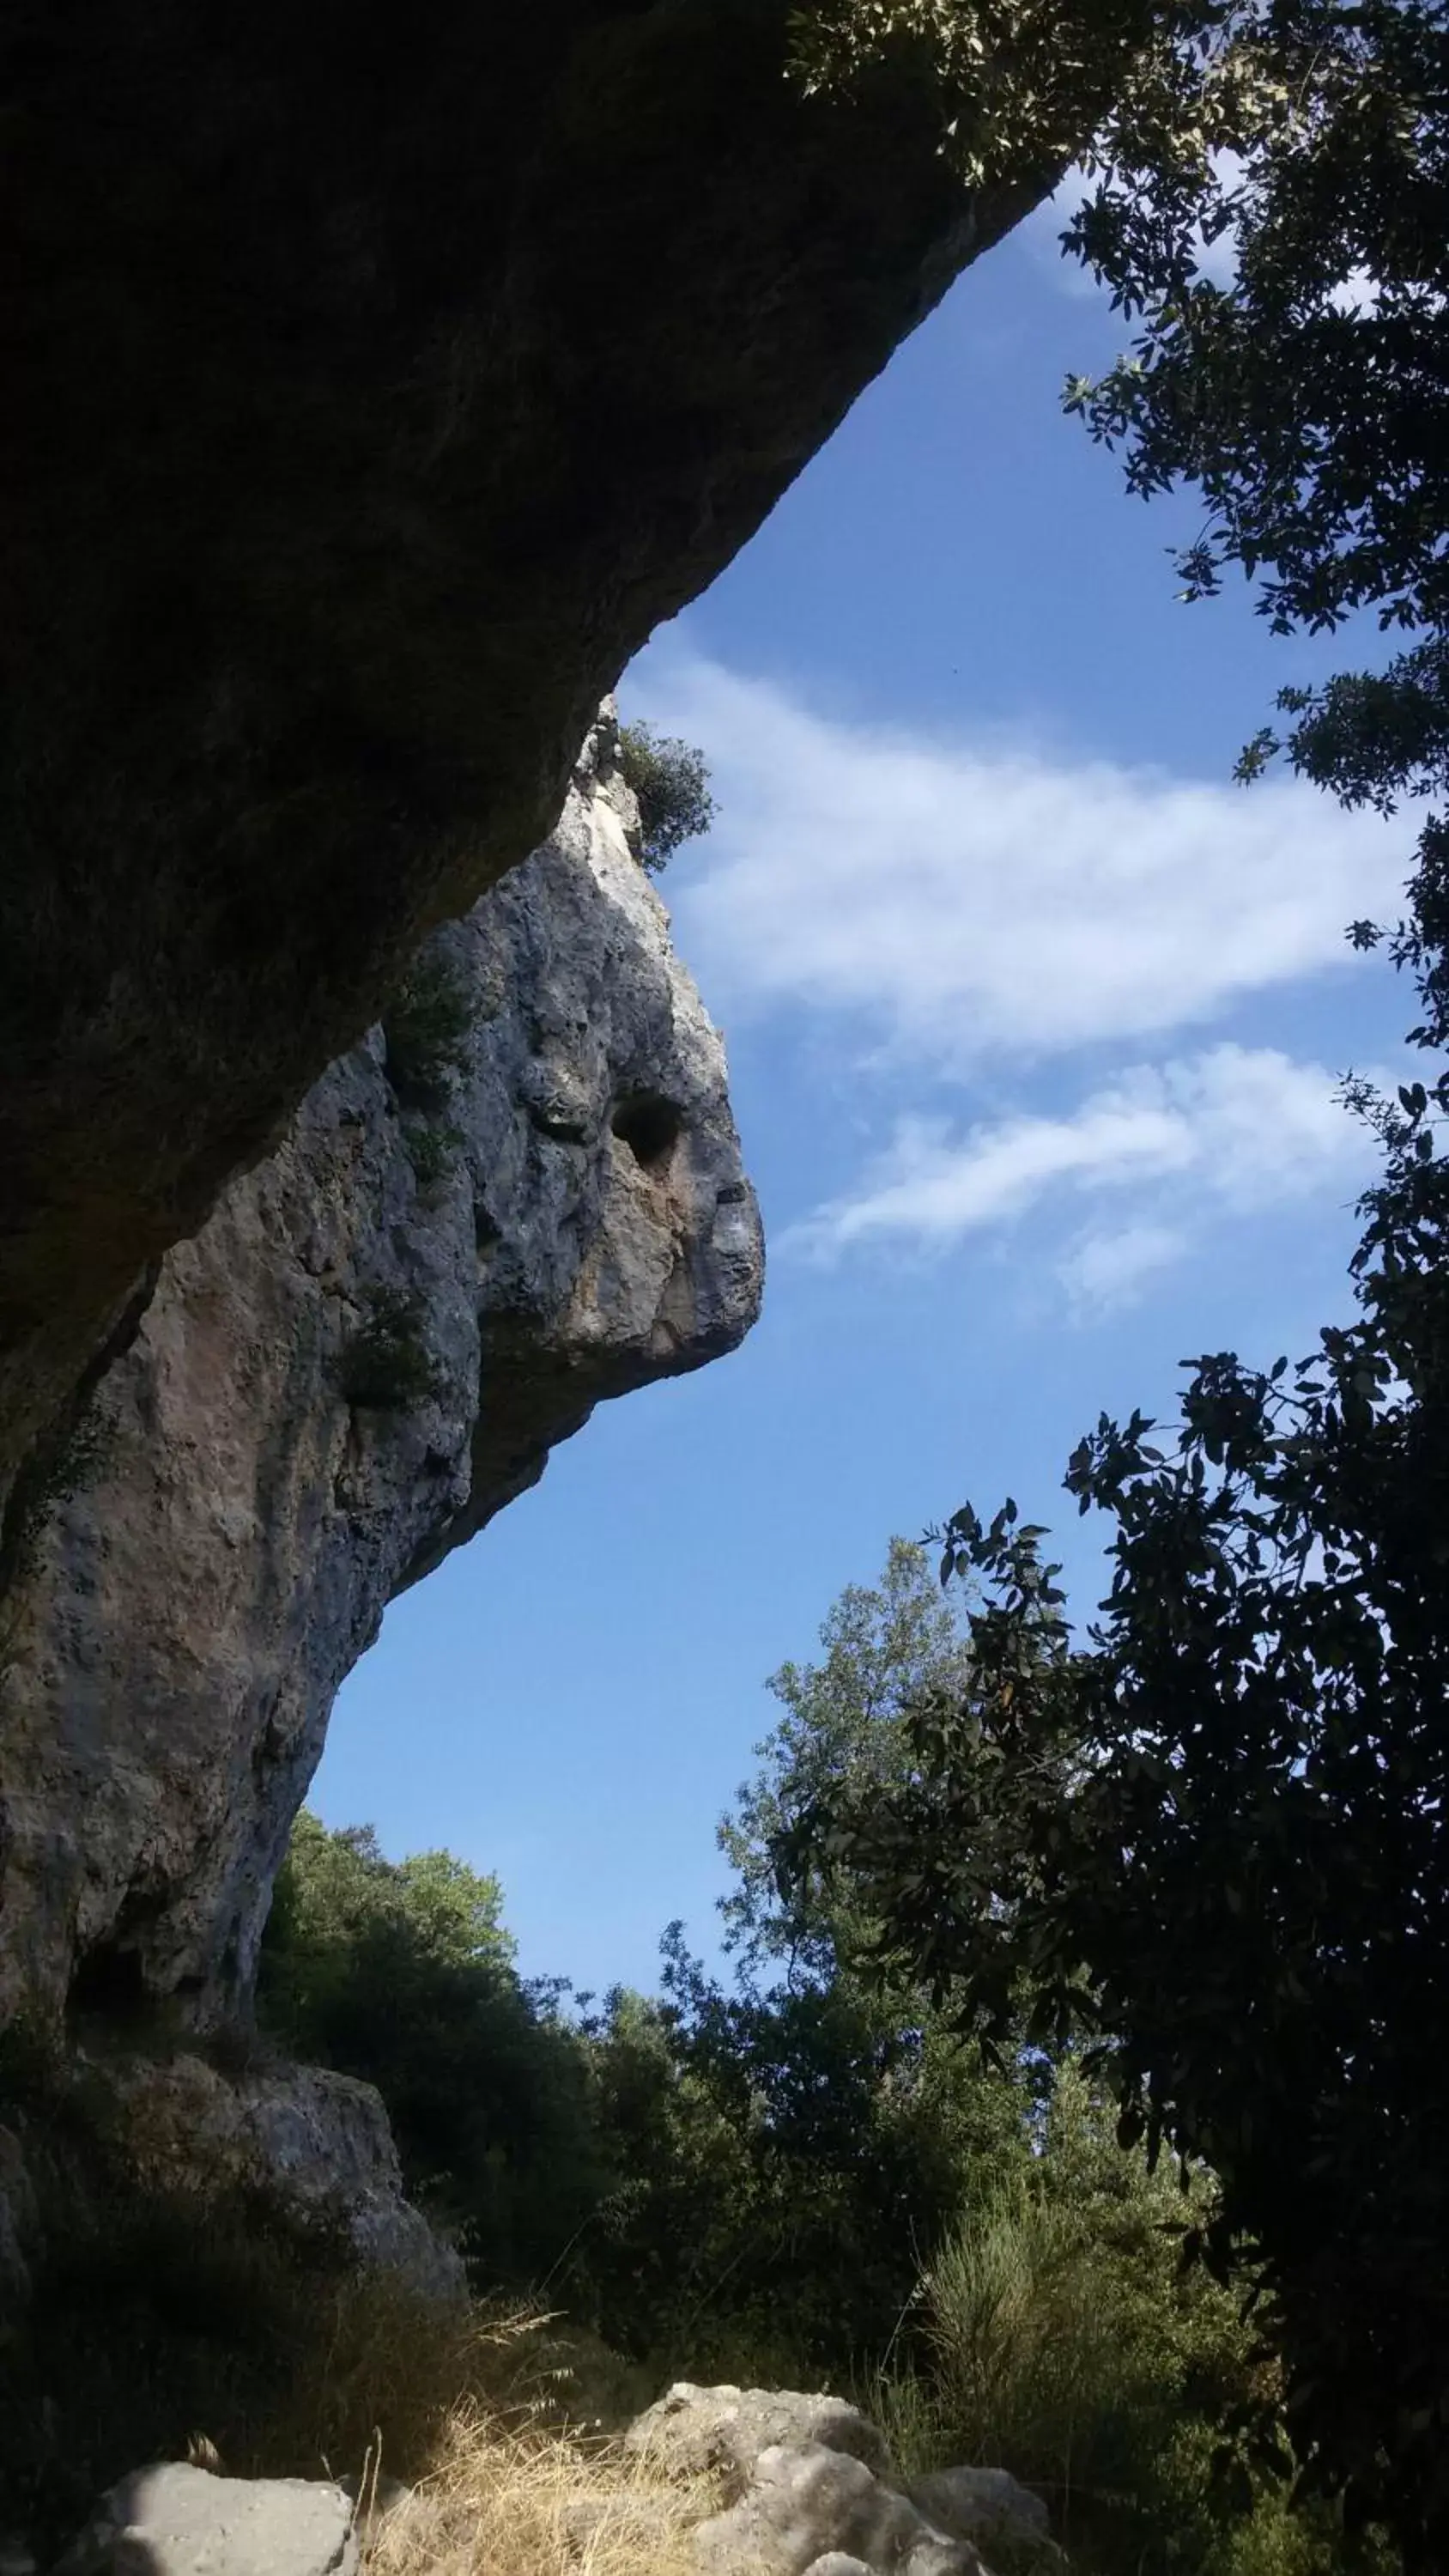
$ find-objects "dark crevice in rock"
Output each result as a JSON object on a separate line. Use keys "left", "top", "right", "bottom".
{"left": 611, "top": 1091, "right": 683, "bottom": 1170}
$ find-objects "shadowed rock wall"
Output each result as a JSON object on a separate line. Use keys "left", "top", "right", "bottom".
{"left": 0, "top": 0, "right": 1164, "bottom": 1511}
{"left": 0, "top": 716, "right": 761, "bottom": 2036}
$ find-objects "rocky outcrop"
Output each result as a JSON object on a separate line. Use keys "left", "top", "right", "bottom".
{"left": 54, "top": 2466, "right": 357, "bottom": 2576}
{"left": 908, "top": 2469, "right": 1056, "bottom": 2568}
{"left": 0, "top": 714, "right": 761, "bottom": 2040}
{"left": 625, "top": 2385, "right": 894, "bottom": 2492}
{"left": 91, "top": 2053, "right": 467, "bottom": 2306}
{"left": 0, "top": 0, "right": 1167, "bottom": 1510}
{"left": 624, "top": 2385, "right": 1058, "bottom": 2576}
{"left": 45, "top": 2384, "right": 1058, "bottom": 2576}
{"left": 692, "top": 2445, "right": 982, "bottom": 2576}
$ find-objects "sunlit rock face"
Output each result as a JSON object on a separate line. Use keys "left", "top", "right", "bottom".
{"left": 0, "top": 714, "right": 762, "bottom": 2036}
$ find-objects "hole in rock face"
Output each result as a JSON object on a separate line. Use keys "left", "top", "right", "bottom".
{"left": 610, "top": 1092, "right": 682, "bottom": 1170}
{"left": 68, "top": 1930, "right": 153, "bottom": 2028}
{"left": 67, "top": 1881, "right": 170, "bottom": 2031}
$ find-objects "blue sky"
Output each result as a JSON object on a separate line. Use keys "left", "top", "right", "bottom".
{"left": 312, "top": 191, "right": 1415, "bottom": 1996}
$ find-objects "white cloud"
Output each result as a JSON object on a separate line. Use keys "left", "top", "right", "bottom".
{"left": 641, "top": 658, "right": 1409, "bottom": 1067}
{"left": 1057, "top": 1222, "right": 1188, "bottom": 1313}
{"left": 784, "top": 1044, "right": 1373, "bottom": 1271}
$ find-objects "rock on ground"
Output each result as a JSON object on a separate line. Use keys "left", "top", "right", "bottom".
{"left": 52, "top": 2467, "right": 356, "bottom": 2576}
{"left": 94, "top": 2052, "right": 466, "bottom": 2305}
{"left": 621, "top": 2383, "right": 1058, "bottom": 2576}
{"left": 908, "top": 2468, "right": 1060, "bottom": 2568}
{"left": 625, "top": 2384, "right": 892, "bottom": 2501}
{"left": 691, "top": 2444, "right": 985, "bottom": 2576}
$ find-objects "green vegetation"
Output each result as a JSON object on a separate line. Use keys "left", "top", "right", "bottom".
{"left": 259, "top": 1816, "right": 608, "bottom": 2285}
{"left": 336, "top": 1287, "right": 440, "bottom": 1412}
{"left": 0, "top": 2028, "right": 500, "bottom": 2553}
{"left": 786, "top": 0, "right": 1184, "bottom": 184}
{"left": 384, "top": 953, "right": 476, "bottom": 1103}
{"left": 774, "top": 9, "right": 1449, "bottom": 2567}
{"left": 616, "top": 725, "right": 717, "bottom": 874}
{"left": 258, "top": 1545, "right": 1379, "bottom": 2576}
{"left": 403, "top": 1116, "right": 465, "bottom": 1193}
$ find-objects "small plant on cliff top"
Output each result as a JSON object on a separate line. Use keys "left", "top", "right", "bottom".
{"left": 616, "top": 725, "right": 716, "bottom": 874}
{"left": 337, "top": 1287, "right": 440, "bottom": 1413}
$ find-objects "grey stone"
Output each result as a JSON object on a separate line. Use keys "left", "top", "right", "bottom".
{"left": 94, "top": 2054, "right": 466, "bottom": 2305}
{"left": 0, "top": 711, "right": 761, "bottom": 2052}
{"left": 626, "top": 2385, "right": 891, "bottom": 2503}
{"left": 908, "top": 2468, "right": 1055, "bottom": 2564}
{"left": 690, "top": 2445, "right": 983, "bottom": 2576}
{"left": 335, "top": 2471, "right": 412, "bottom": 2549}
{"left": 52, "top": 2466, "right": 356, "bottom": 2576}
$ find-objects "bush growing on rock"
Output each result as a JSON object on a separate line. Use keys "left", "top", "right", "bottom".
{"left": 336, "top": 1288, "right": 440, "bottom": 1412}
{"left": 384, "top": 956, "right": 476, "bottom": 1103}
{"left": 616, "top": 726, "right": 717, "bottom": 875}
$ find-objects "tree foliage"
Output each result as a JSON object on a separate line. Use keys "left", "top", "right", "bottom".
{"left": 615, "top": 724, "right": 717, "bottom": 875}
{"left": 781, "top": 15, "right": 1449, "bottom": 2557}
{"left": 786, "top": 1, "right": 1204, "bottom": 187}
{"left": 570, "top": 1548, "right": 1027, "bottom": 2384}
{"left": 1064, "top": 1, "right": 1449, "bottom": 829}
{"left": 718, "top": 1538, "right": 973, "bottom": 1982}
{"left": 258, "top": 1815, "right": 608, "bottom": 2285}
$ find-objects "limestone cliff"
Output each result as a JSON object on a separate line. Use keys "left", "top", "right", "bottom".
{"left": 0, "top": 0, "right": 1167, "bottom": 1510}
{"left": 0, "top": 714, "right": 761, "bottom": 2040}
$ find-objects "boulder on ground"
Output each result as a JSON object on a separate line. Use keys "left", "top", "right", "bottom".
{"left": 908, "top": 2468, "right": 1058, "bottom": 2567}
{"left": 691, "top": 2444, "right": 985, "bottom": 2576}
{"left": 52, "top": 2466, "right": 356, "bottom": 2576}
{"left": 625, "top": 2385, "right": 891, "bottom": 2501}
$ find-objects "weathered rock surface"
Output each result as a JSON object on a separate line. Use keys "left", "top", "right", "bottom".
{"left": 692, "top": 2445, "right": 984, "bottom": 2576}
{"left": 53, "top": 2466, "right": 356, "bottom": 2576}
{"left": 94, "top": 2053, "right": 466, "bottom": 2306}
{"left": 621, "top": 2383, "right": 1058, "bottom": 2576}
{"left": 627, "top": 2385, "right": 893, "bottom": 2500}
{"left": 0, "top": 0, "right": 1167, "bottom": 1510}
{"left": 0, "top": 2130, "right": 36, "bottom": 2310}
{"left": 908, "top": 2468, "right": 1058, "bottom": 2568}
{"left": 0, "top": 714, "right": 761, "bottom": 2039}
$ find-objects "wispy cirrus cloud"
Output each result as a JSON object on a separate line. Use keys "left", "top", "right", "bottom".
{"left": 642, "top": 656, "right": 1408, "bottom": 1070}
{"left": 629, "top": 652, "right": 1403, "bottom": 1307}
{"left": 783, "top": 1045, "right": 1374, "bottom": 1291}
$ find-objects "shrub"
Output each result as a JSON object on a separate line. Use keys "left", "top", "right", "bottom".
{"left": 384, "top": 956, "right": 475, "bottom": 1102}
{"left": 336, "top": 1288, "right": 440, "bottom": 1412}
{"left": 403, "top": 1118, "right": 464, "bottom": 1193}
{"left": 258, "top": 1817, "right": 610, "bottom": 2292}
{"left": 872, "top": 2069, "right": 1391, "bottom": 2576}
{"left": 616, "top": 725, "right": 716, "bottom": 874}
{"left": 0, "top": 2046, "right": 509, "bottom": 2551}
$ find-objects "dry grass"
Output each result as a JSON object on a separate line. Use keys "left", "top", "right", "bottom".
{"left": 361, "top": 2386, "right": 717, "bottom": 2576}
